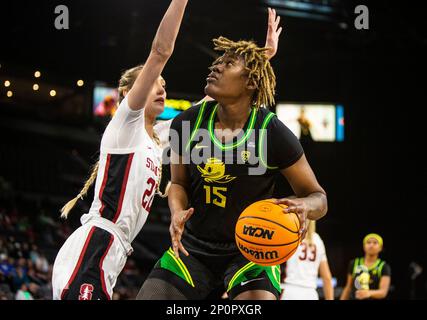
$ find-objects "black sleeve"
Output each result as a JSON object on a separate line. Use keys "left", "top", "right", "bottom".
{"left": 170, "top": 111, "right": 186, "bottom": 156}
{"left": 169, "top": 104, "right": 201, "bottom": 156}
{"left": 267, "top": 115, "right": 304, "bottom": 169}
{"left": 348, "top": 259, "right": 356, "bottom": 275}
{"left": 381, "top": 263, "right": 391, "bottom": 277}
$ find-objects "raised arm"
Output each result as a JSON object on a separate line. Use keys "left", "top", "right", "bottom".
{"left": 127, "top": 0, "right": 189, "bottom": 110}
{"left": 197, "top": 7, "right": 282, "bottom": 104}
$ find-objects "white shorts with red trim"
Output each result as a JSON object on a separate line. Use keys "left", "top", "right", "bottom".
{"left": 52, "top": 223, "right": 127, "bottom": 300}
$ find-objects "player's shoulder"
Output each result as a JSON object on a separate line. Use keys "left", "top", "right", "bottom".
{"left": 255, "top": 107, "right": 276, "bottom": 125}
{"left": 380, "top": 259, "right": 390, "bottom": 267}
{"left": 349, "top": 258, "right": 358, "bottom": 266}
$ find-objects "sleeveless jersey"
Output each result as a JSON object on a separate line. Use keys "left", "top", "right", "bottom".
{"left": 170, "top": 101, "right": 304, "bottom": 243}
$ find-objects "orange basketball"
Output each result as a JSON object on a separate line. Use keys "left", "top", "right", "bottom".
{"left": 235, "top": 199, "right": 301, "bottom": 266}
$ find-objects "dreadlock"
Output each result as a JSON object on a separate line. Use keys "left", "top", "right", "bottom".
{"left": 212, "top": 36, "right": 276, "bottom": 108}
{"left": 60, "top": 65, "right": 170, "bottom": 219}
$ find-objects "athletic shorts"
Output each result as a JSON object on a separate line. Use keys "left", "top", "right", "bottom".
{"left": 144, "top": 229, "right": 281, "bottom": 300}
{"left": 281, "top": 283, "right": 319, "bottom": 300}
{"left": 52, "top": 224, "right": 127, "bottom": 300}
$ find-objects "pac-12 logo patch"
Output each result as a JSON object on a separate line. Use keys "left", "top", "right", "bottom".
{"left": 79, "top": 283, "right": 94, "bottom": 300}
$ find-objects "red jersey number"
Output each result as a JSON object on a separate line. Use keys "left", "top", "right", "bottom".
{"left": 299, "top": 243, "right": 317, "bottom": 262}
{"left": 142, "top": 177, "right": 156, "bottom": 212}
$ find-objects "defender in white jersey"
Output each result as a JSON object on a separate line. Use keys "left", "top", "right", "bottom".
{"left": 51, "top": 0, "right": 190, "bottom": 300}
{"left": 281, "top": 221, "right": 334, "bottom": 300}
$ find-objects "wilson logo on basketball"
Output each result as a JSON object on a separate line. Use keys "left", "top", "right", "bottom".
{"left": 238, "top": 242, "right": 279, "bottom": 260}
{"left": 243, "top": 225, "right": 275, "bottom": 240}
{"left": 78, "top": 283, "right": 94, "bottom": 300}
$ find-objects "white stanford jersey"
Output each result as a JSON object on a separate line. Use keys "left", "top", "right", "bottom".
{"left": 52, "top": 97, "right": 162, "bottom": 300}
{"left": 81, "top": 96, "right": 162, "bottom": 245}
{"left": 284, "top": 233, "right": 327, "bottom": 289}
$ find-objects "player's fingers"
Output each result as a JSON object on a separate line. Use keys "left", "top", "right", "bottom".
{"left": 169, "top": 226, "right": 179, "bottom": 256}
{"left": 301, "top": 226, "right": 308, "bottom": 240}
{"left": 296, "top": 211, "right": 307, "bottom": 234}
{"left": 277, "top": 27, "right": 283, "bottom": 37}
{"left": 275, "top": 198, "right": 294, "bottom": 206}
{"left": 183, "top": 208, "right": 195, "bottom": 222}
{"left": 170, "top": 233, "right": 179, "bottom": 258}
{"left": 275, "top": 15, "right": 281, "bottom": 28}
{"left": 178, "top": 241, "right": 189, "bottom": 257}
{"left": 283, "top": 205, "right": 298, "bottom": 213}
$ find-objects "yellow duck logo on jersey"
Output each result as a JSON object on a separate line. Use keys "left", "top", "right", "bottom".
{"left": 354, "top": 266, "right": 370, "bottom": 290}
{"left": 197, "top": 158, "right": 236, "bottom": 184}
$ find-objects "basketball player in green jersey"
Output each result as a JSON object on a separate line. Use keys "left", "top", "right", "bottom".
{"left": 137, "top": 9, "right": 327, "bottom": 300}
{"left": 340, "top": 233, "right": 391, "bottom": 300}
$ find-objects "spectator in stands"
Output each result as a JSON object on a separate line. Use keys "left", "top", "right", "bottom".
{"left": 15, "top": 283, "right": 33, "bottom": 300}
{"left": 12, "top": 266, "right": 30, "bottom": 292}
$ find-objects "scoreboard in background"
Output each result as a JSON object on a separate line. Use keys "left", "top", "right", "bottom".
{"left": 157, "top": 99, "right": 193, "bottom": 120}
{"left": 92, "top": 85, "right": 194, "bottom": 120}
{"left": 276, "top": 103, "right": 344, "bottom": 142}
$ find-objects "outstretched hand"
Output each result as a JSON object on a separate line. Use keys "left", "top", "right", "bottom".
{"left": 265, "top": 7, "right": 283, "bottom": 60}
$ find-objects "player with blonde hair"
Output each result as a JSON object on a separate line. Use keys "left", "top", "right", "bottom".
{"left": 281, "top": 220, "right": 334, "bottom": 300}
{"left": 51, "top": 0, "right": 189, "bottom": 300}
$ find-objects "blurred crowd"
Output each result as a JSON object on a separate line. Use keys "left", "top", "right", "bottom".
{"left": 0, "top": 235, "right": 52, "bottom": 300}
{"left": 0, "top": 178, "right": 149, "bottom": 300}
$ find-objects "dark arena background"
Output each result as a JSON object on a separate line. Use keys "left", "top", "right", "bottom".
{"left": 0, "top": 0, "right": 425, "bottom": 303}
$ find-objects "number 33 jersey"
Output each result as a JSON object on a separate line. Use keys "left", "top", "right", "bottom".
{"left": 82, "top": 96, "right": 161, "bottom": 244}
{"left": 170, "top": 101, "right": 304, "bottom": 244}
{"left": 284, "top": 233, "right": 327, "bottom": 289}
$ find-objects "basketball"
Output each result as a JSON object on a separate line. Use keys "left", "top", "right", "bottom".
{"left": 235, "top": 199, "right": 301, "bottom": 266}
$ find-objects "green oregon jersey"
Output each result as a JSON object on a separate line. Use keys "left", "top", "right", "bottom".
{"left": 170, "top": 101, "right": 304, "bottom": 243}
{"left": 349, "top": 257, "right": 391, "bottom": 299}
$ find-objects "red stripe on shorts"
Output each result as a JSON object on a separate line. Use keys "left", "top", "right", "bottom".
{"left": 60, "top": 226, "right": 96, "bottom": 300}
{"left": 99, "top": 233, "right": 115, "bottom": 300}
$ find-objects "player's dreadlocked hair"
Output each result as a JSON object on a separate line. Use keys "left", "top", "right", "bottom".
{"left": 60, "top": 65, "right": 170, "bottom": 219}
{"left": 212, "top": 36, "right": 276, "bottom": 108}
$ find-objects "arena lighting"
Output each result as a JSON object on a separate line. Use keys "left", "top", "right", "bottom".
{"left": 33, "top": 84, "right": 39, "bottom": 91}
{"left": 4, "top": 80, "right": 11, "bottom": 87}
{"left": 34, "top": 71, "right": 41, "bottom": 78}
{"left": 77, "top": 79, "right": 84, "bottom": 87}
{"left": 263, "top": 0, "right": 345, "bottom": 22}
{"left": 50, "top": 90, "right": 56, "bottom": 97}
{"left": 7, "top": 91, "right": 13, "bottom": 97}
